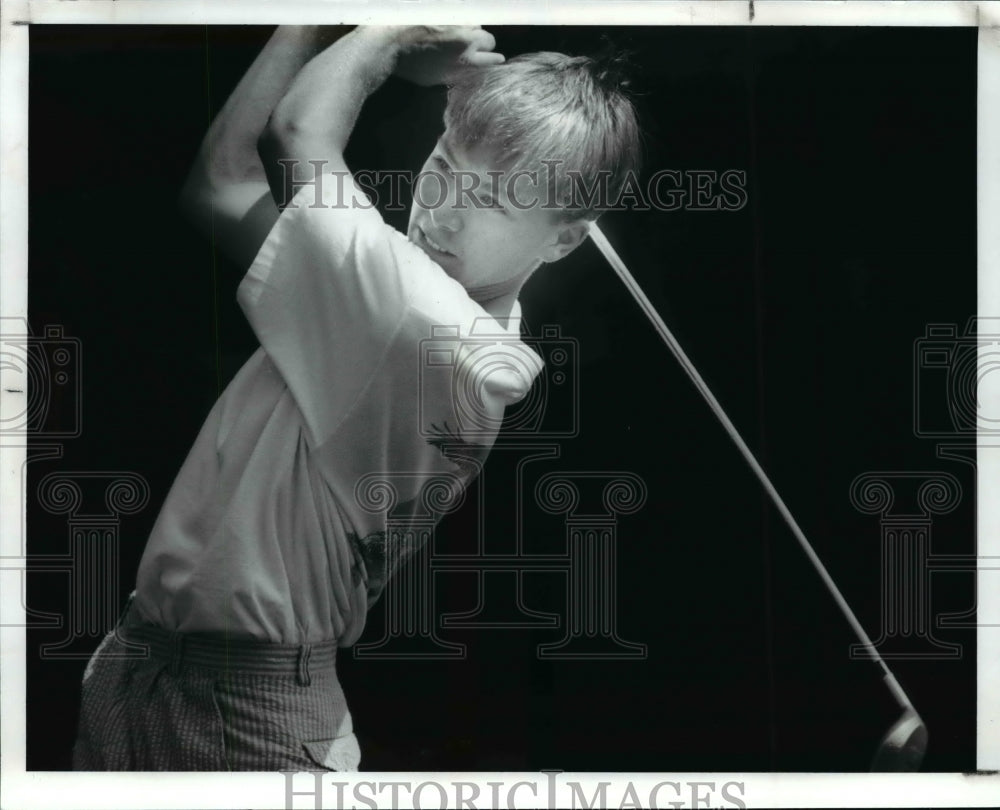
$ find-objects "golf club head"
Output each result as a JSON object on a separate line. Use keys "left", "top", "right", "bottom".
{"left": 870, "top": 708, "right": 928, "bottom": 771}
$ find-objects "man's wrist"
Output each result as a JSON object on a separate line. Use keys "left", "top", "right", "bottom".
{"left": 351, "top": 26, "right": 404, "bottom": 59}
{"left": 273, "top": 25, "right": 348, "bottom": 58}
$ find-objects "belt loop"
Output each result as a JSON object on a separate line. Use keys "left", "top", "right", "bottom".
{"left": 297, "top": 644, "right": 312, "bottom": 687}
{"left": 168, "top": 633, "right": 185, "bottom": 676}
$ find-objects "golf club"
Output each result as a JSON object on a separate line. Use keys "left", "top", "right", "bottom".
{"left": 588, "top": 222, "right": 928, "bottom": 771}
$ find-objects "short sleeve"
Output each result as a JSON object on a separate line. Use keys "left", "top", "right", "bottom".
{"left": 237, "top": 173, "right": 428, "bottom": 447}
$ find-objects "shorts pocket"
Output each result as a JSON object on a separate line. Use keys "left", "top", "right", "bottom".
{"left": 302, "top": 709, "right": 360, "bottom": 772}
{"left": 302, "top": 733, "right": 361, "bottom": 772}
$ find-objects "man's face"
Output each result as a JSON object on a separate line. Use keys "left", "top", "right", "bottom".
{"left": 406, "top": 130, "right": 587, "bottom": 292}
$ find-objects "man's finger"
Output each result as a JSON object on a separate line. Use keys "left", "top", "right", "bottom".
{"left": 427, "top": 25, "right": 486, "bottom": 44}
{"left": 465, "top": 51, "right": 505, "bottom": 67}
{"left": 398, "top": 25, "right": 479, "bottom": 49}
{"left": 468, "top": 28, "right": 496, "bottom": 53}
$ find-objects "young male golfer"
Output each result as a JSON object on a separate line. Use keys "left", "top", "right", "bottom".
{"left": 73, "top": 24, "right": 641, "bottom": 771}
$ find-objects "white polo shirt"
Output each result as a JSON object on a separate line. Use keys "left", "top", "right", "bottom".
{"left": 134, "top": 176, "right": 543, "bottom": 645}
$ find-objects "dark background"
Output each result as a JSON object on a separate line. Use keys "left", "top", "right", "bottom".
{"left": 27, "top": 25, "right": 976, "bottom": 772}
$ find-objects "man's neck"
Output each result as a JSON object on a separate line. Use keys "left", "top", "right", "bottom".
{"left": 479, "top": 291, "right": 518, "bottom": 326}
{"left": 467, "top": 263, "right": 537, "bottom": 327}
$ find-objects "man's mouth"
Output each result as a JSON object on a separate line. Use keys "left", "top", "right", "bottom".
{"left": 417, "top": 226, "right": 455, "bottom": 258}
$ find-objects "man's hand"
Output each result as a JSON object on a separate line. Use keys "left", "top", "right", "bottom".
{"left": 389, "top": 25, "right": 504, "bottom": 87}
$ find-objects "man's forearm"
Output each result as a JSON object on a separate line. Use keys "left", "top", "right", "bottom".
{"left": 258, "top": 27, "right": 402, "bottom": 207}
{"left": 183, "top": 26, "right": 348, "bottom": 194}
{"left": 179, "top": 27, "right": 353, "bottom": 268}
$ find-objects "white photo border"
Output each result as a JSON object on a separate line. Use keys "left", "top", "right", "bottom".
{"left": 1, "top": 1, "right": 997, "bottom": 807}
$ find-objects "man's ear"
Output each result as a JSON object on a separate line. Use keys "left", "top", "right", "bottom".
{"left": 539, "top": 220, "right": 591, "bottom": 264}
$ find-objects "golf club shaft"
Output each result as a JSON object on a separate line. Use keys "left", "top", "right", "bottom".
{"left": 588, "top": 223, "right": 912, "bottom": 712}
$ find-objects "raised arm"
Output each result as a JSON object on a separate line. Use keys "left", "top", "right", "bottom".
{"left": 258, "top": 26, "right": 502, "bottom": 210}
{"left": 179, "top": 26, "right": 349, "bottom": 269}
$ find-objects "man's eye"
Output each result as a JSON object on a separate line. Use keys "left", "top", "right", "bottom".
{"left": 433, "top": 156, "right": 452, "bottom": 174}
{"left": 477, "top": 195, "right": 505, "bottom": 211}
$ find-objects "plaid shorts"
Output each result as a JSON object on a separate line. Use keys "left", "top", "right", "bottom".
{"left": 72, "top": 598, "right": 360, "bottom": 772}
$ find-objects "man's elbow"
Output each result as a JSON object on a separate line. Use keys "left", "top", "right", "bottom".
{"left": 179, "top": 142, "right": 266, "bottom": 228}
{"left": 177, "top": 156, "right": 218, "bottom": 233}
{"left": 257, "top": 112, "right": 345, "bottom": 182}
{"left": 256, "top": 109, "right": 299, "bottom": 169}
{"left": 257, "top": 112, "right": 349, "bottom": 210}
{"left": 258, "top": 112, "right": 314, "bottom": 211}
